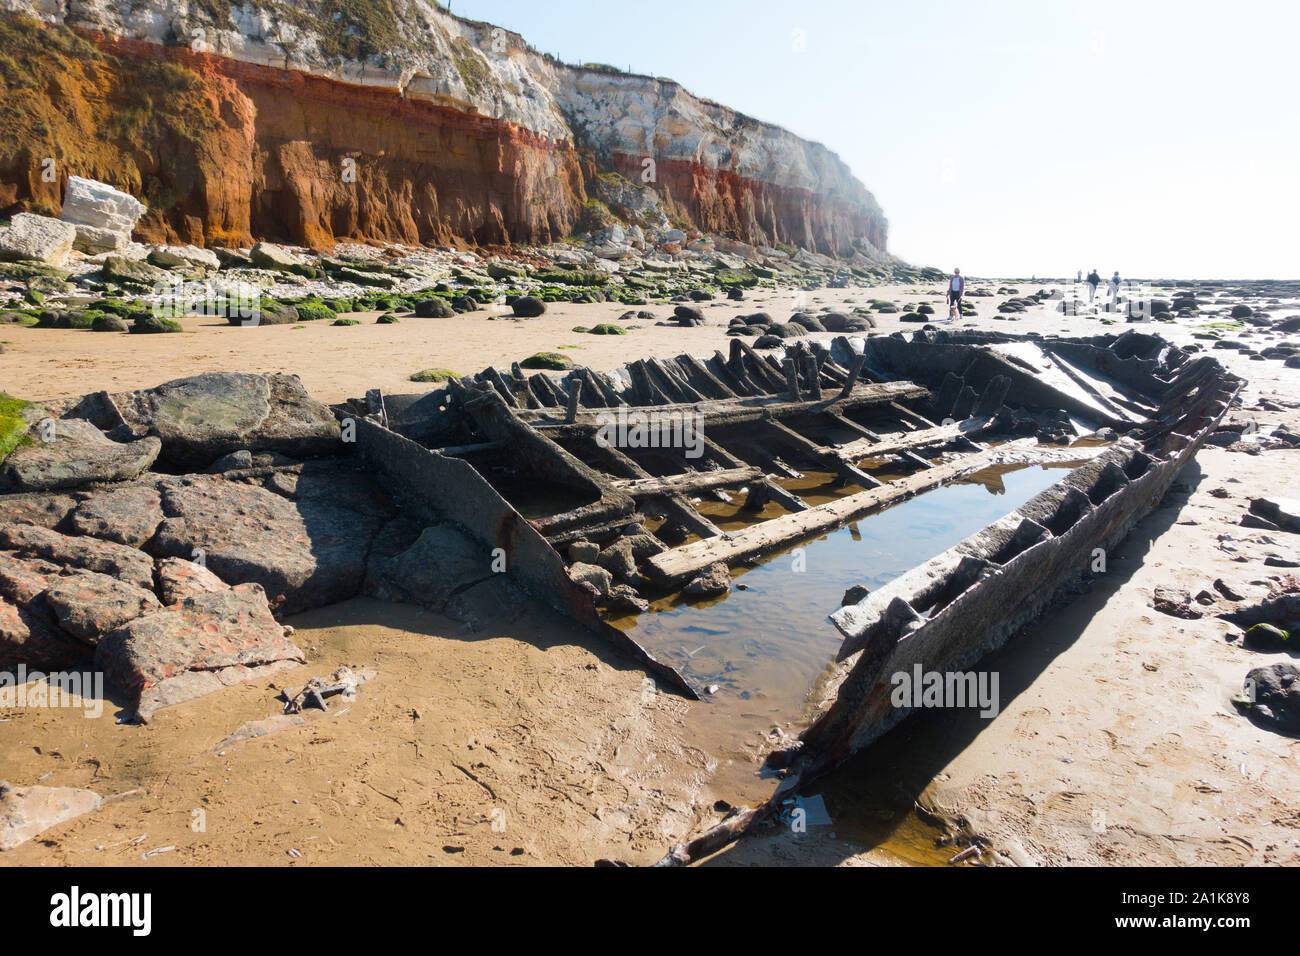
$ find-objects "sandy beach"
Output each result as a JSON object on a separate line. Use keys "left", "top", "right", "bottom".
{"left": 3, "top": 275, "right": 1297, "bottom": 866}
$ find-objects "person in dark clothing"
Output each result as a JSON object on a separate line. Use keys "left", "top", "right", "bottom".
{"left": 1086, "top": 269, "right": 1101, "bottom": 302}
{"left": 947, "top": 268, "right": 965, "bottom": 320}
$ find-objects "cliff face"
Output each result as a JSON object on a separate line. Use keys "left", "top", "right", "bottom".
{"left": 0, "top": 0, "right": 887, "bottom": 256}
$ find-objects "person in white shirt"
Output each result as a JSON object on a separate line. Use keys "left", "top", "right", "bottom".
{"left": 947, "top": 268, "right": 965, "bottom": 320}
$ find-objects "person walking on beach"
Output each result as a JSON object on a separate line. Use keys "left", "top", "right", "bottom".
{"left": 1109, "top": 270, "right": 1121, "bottom": 299}
{"left": 1086, "top": 269, "right": 1101, "bottom": 302}
{"left": 947, "top": 268, "right": 965, "bottom": 320}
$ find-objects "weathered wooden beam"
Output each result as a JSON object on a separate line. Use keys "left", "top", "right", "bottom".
{"left": 565, "top": 379, "right": 583, "bottom": 423}
{"left": 838, "top": 353, "right": 866, "bottom": 399}
{"left": 762, "top": 418, "right": 882, "bottom": 489}
{"left": 836, "top": 416, "right": 996, "bottom": 463}
{"left": 612, "top": 466, "right": 763, "bottom": 498}
{"left": 645, "top": 447, "right": 1008, "bottom": 588}
{"left": 525, "top": 381, "right": 929, "bottom": 434}
{"left": 889, "top": 401, "right": 937, "bottom": 429}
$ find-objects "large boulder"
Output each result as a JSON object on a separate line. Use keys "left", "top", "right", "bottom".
{"left": 249, "top": 242, "right": 300, "bottom": 271}
{"left": 101, "top": 255, "right": 170, "bottom": 291}
{"left": 0, "top": 595, "right": 83, "bottom": 670}
{"left": 110, "top": 372, "right": 340, "bottom": 470}
{"left": 0, "top": 419, "right": 161, "bottom": 493}
{"left": 0, "top": 524, "right": 155, "bottom": 590}
{"left": 147, "top": 245, "right": 220, "bottom": 271}
{"left": 94, "top": 583, "right": 304, "bottom": 721}
{"left": 59, "top": 177, "right": 145, "bottom": 254}
{"left": 369, "top": 522, "right": 497, "bottom": 610}
{"left": 0, "top": 214, "right": 76, "bottom": 266}
{"left": 65, "top": 483, "right": 165, "bottom": 548}
{"left": 512, "top": 295, "right": 547, "bottom": 318}
{"left": 151, "top": 475, "right": 388, "bottom": 614}
{"left": 414, "top": 297, "right": 455, "bottom": 318}
{"left": 40, "top": 569, "right": 161, "bottom": 645}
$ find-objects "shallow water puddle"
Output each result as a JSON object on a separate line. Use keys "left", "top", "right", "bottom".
{"left": 607, "top": 462, "right": 1083, "bottom": 768}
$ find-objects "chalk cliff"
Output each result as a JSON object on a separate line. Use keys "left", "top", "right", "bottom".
{"left": 0, "top": 0, "right": 888, "bottom": 256}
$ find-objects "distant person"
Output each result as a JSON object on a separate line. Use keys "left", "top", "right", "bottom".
{"left": 947, "top": 268, "right": 965, "bottom": 320}
{"left": 1077, "top": 269, "right": 1082, "bottom": 283}
{"left": 1109, "top": 270, "right": 1121, "bottom": 299}
{"left": 1086, "top": 269, "right": 1101, "bottom": 302}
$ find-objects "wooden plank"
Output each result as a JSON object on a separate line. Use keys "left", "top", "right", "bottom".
{"left": 612, "top": 466, "right": 763, "bottom": 497}
{"left": 645, "top": 446, "right": 1008, "bottom": 587}
{"left": 835, "top": 416, "right": 994, "bottom": 462}
{"left": 889, "top": 401, "right": 937, "bottom": 429}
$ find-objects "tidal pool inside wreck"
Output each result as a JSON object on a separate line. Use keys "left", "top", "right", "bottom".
{"left": 604, "top": 460, "right": 1087, "bottom": 770}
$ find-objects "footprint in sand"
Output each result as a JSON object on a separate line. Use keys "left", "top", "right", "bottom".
{"left": 1012, "top": 706, "right": 1050, "bottom": 741}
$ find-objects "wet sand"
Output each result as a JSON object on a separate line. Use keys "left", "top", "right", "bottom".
{"left": 2, "top": 277, "right": 1298, "bottom": 866}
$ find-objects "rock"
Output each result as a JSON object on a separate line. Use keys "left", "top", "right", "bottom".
{"left": 0, "top": 524, "right": 155, "bottom": 590}
{"left": 101, "top": 255, "right": 170, "bottom": 289}
{"left": 1213, "top": 578, "right": 1246, "bottom": 602}
{"left": 205, "top": 450, "right": 254, "bottom": 473}
{"left": 0, "top": 419, "right": 161, "bottom": 493}
{"left": 59, "top": 177, "right": 145, "bottom": 254}
{"left": 684, "top": 562, "right": 731, "bottom": 596}
{"left": 130, "top": 313, "right": 181, "bottom": 334}
{"left": 414, "top": 297, "right": 455, "bottom": 318}
{"left": 605, "top": 583, "right": 650, "bottom": 613}
{"left": 94, "top": 583, "right": 304, "bottom": 720}
{"left": 0, "top": 214, "right": 76, "bottom": 265}
{"left": 511, "top": 295, "right": 547, "bottom": 318}
{"left": 1249, "top": 497, "right": 1300, "bottom": 533}
{"left": 1242, "top": 623, "right": 1291, "bottom": 652}
{"left": 673, "top": 305, "right": 705, "bottom": 326}
{"left": 596, "top": 539, "right": 638, "bottom": 582}
{"left": 842, "top": 584, "right": 870, "bottom": 606}
{"left": 155, "top": 557, "right": 227, "bottom": 605}
{"left": 568, "top": 561, "right": 612, "bottom": 597}
{"left": 147, "top": 245, "right": 220, "bottom": 271}
{"left": 753, "top": 334, "right": 782, "bottom": 349}
{"left": 1235, "top": 663, "right": 1300, "bottom": 732}
{"left": 91, "top": 314, "right": 127, "bottom": 332}
{"left": 42, "top": 569, "right": 161, "bottom": 644}
{"left": 370, "top": 522, "right": 495, "bottom": 611}
{"left": 1153, "top": 586, "right": 1201, "bottom": 619}
{"left": 66, "top": 484, "right": 165, "bottom": 548}
{"left": 567, "top": 540, "right": 600, "bottom": 563}
{"left": 0, "top": 780, "right": 103, "bottom": 851}
{"left": 622, "top": 532, "right": 667, "bottom": 559}
{"left": 249, "top": 242, "right": 301, "bottom": 271}
{"left": 111, "top": 372, "right": 340, "bottom": 470}
{"left": 0, "top": 491, "right": 79, "bottom": 530}
{"left": 0, "top": 595, "right": 83, "bottom": 669}
{"left": 152, "top": 477, "right": 387, "bottom": 614}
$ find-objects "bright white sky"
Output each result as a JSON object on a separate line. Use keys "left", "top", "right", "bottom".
{"left": 454, "top": 0, "right": 1298, "bottom": 279}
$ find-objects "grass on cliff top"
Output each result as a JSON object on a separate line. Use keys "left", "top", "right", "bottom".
{"left": 0, "top": 392, "right": 34, "bottom": 461}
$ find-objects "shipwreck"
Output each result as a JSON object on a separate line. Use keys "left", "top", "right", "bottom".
{"left": 0, "top": 326, "right": 1240, "bottom": 862}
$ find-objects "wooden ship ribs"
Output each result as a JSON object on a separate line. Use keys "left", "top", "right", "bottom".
{"left": 342, "top": 328, "right": 1241, "bottom": 862}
